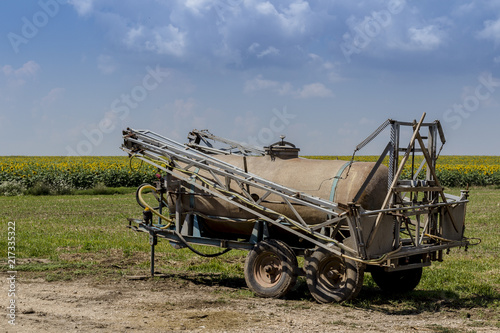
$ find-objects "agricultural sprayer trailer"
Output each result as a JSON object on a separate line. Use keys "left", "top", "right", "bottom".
{"left": 122, "top": 113, "right": 472, "bottom": 303}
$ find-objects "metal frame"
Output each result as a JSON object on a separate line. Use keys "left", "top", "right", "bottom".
{"left": 187, "top": 129, "right": 265, "bottom": 156}
{"left": 122, "top": 113, "right": 470, "bottom": 276}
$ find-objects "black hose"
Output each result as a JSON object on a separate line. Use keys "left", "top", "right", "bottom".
{"left": 174, "top": 231, "right": 232, "bottom": 258}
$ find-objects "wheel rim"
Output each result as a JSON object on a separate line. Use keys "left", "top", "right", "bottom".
{"left": 253, "top": 251, "right": 283, "bottom": 288}
{"left": 244, "top": 239, "right": 298, "bottom": 299}
{"left": 317, "top": 256, "right": 346, "bottom": 291}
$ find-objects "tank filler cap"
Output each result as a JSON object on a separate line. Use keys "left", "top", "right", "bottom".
{"left": 264, "top": 135, "right": 300, "bottom": 160}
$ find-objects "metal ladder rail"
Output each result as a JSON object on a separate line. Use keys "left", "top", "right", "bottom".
{"left": 124, "top": 135, "right": 340, "bottom": 217}
{"left": 187, "top": 129, "right": 266, "bottom": 156}
{"left": 122, "top": 135, "right": 351, "bottom": 233}
{"left": 123, "top": 128, "right": 346, "bottom": 216}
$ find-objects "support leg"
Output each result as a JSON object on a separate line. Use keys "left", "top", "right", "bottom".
{"left": 149, "top": 233, "right": 157, "bottom": 277}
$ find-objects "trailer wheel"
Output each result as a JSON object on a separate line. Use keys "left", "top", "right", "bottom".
{"left": 305, "top": 248, "right": 364, "bottom": 303}
{"left": 244, "top": 239, "right": 298, "bottom": 299}
{"left": 370, "top": 266, "right": 422, "bottom": 294}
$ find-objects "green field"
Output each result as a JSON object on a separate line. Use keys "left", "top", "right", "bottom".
{"left": 0, "top": 187, "right": 499, "bottom": 319}
{"left": 1, "top": 155, "right": 499, "bottom": 327}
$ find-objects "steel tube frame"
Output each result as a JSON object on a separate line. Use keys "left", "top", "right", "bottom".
{"left": 122, "top": 118, "right": 470, "bottom": 268}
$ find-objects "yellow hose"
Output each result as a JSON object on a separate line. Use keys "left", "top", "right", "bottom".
{"left": 137, "top": 184, "right": 173, "bottom": 228}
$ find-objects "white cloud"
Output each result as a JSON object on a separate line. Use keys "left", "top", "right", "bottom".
{"left": 308, "top": 53, "right": 321, "bottom": 62}
{"left": 148, "top": 25, "right": 187, "bottom": 56}
{"left": 184, "top": 0, "right": 212, "bottom": 15}
{"left": 307, "top": 53, "right": 342, "bottom": 82}
{"left": 97, "top": 55, "right": 118, "bottom": 74}
{"left": 2, "top": 61, "right": 40, "bottom": 87}
{"left": 281, "top": 1, "right": 311, "bottom": 34}
{"left": 244, "top": 75, "right": 281, "bottom": 93}
{"left": 255, "top": 1, "right": 277, "bottom": 16}
{"left": 123, "top": 24, "right": 187, "bottom": 57}
{"left": 296, "top": 83, "right": 333, "bottom": 99}
{"left": 173, "top": 98, "right": 196, "bottom": 118}
{"left": 380, "top": 20, "right": 448, "bottom": 52}
{"left": 248, "top": 43, "right": 280, "bottom": 58}
{"left": 257, "top": 46, "right": 279, "bottom": 58}
{"left": 65, "top": 0, "right": 325, "bottom": 66}
{"left": 63, "top": 0, "right": 469, "bottom": 70}
{"left": 2, "top": 60, "right": 40, "bottom": 77}
{"left": 477, "top": 17, "right": 500, "bottom": 44}
{"left": 123, "top": 26, "right": 145, "bottom": 48}
{"left": 249, "top": 0, "right": 312, "bottom": 35}
{"left": 69, "top": 0, "right": 94, "bottom": 16}
{"left": 40, "top": 88, "right": 65, "bottom": 108}
{"left": 452, "top": 2, "right": 475, "bottom": 16}
{"left": 244, "top": 75, "right": 333, "bottom": 98}
{"left": 408, "top": 25, "right": 444, "bottom": 50}
{"left": 340, "top": 4, "right": 455, "bottom": 56}
{"left": 248, "top": 42, "right": 260, "bottom": 53}
{"left": 277, "top": 82, "right": 294, "bottom": 95}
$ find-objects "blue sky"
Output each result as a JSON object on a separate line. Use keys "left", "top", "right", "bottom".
{"left": 1, "top": 0, "right": 500, "bottom": 156}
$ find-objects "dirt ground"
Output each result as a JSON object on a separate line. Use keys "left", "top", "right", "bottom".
{"left": 1, "top": 267, "right": 498, "bottom": 333}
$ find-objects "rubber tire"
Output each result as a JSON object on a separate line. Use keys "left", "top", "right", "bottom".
{"left": 370, "top": 266, "right": 423, "bottom": 294}
{"left": 305, "top": 248, "right": 365, "bottom": 303}
{"left": 244, "top": 239, "right": 298, "bottom": 299}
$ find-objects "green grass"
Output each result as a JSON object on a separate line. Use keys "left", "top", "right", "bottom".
{"left": 0, "top": 194, "right": 147, "bottom": 259}
{"left": 0, "top": 192, "right": 246, "bottom": 280}
{"left": 72, "top": 185, "right": 136, "bottom": 195}
{"left": 25, "top": 183, "right": 136, "bottom": 196}
{"left": 0, "top": 188, "right": 499, "bottom": 317}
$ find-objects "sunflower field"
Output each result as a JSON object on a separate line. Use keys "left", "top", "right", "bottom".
{"left": 1, "top": 155, "right": 499, "bottom": 196}
{"left": 0, "top": 156, "right": 157, "bottom": 195}
{"left": 305, "top": 155, "right": 500, "bottom": 187}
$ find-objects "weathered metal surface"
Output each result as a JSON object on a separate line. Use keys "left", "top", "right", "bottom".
{"left": 170, "top": 154, "right": 388, "bottom": 232}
